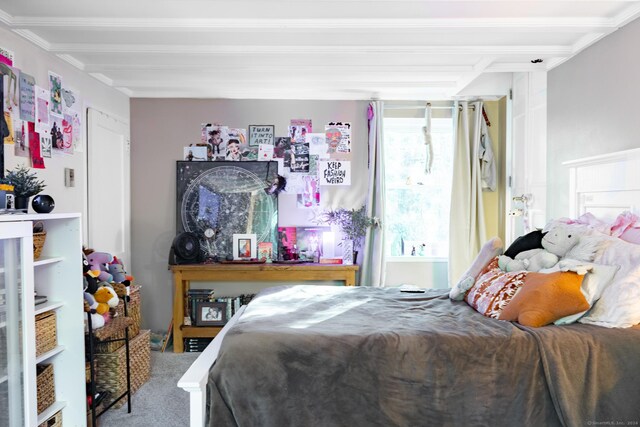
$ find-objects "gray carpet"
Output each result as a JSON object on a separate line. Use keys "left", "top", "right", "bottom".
{"left": 100, "top": 351, "right": 200, "bottom": 427}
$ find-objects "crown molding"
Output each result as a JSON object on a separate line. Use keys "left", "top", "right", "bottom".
{"left": 56, "top": 54, "right": 86, "bottom": 70}
{"left": 485, "top": 62, "right": 549, "bottom": 72}
{"left": 0, "top": 8, "right": 12, "bottom": 25}
{"left": 11, "top": 29, "right": 51, "bottom": 50}
{"left": 113, "top": 79, "right": 458, "bottom": 89}
{"left": 454, "top": 57, "right": 495, "bottom": 95}
{"left": 50, "top": 43, "right": 574, "bottom": 56}
{"left": 88, "top": 73, "right": 114, "bottom": 86}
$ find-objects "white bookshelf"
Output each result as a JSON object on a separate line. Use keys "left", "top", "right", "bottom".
{"left": 0, "top": 213, "right": 86, "bottom": 427}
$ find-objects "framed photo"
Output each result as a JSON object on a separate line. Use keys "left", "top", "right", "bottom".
{"left": 195, "top": 301, "right": 227, "bottom": 326}
{"left": 248, "top": 125, "right": 275, "bottom": 146}
{"left": 233, "top": 233, "right": 257, "bottom": 260}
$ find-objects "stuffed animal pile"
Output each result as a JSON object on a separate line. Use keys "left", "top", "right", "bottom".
{"left": 82, "top": 248, "right": 135, "bottom": 329}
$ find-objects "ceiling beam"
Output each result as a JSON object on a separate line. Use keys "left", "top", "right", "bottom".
{"left": 112, "top": 80, "right": 458, "bottom": 89}
{"left": 452, "top": 57, "right": 495, "bottom": 95}
{"left": 49, "top": 43, "right": 574, "bottom": 56}
{"left": 6, "top": 17, "right": 618, "bottom": 32}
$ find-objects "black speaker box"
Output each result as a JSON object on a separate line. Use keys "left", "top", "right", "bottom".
{"left": 169, "top": 232, "right": 203, "bottom": 265}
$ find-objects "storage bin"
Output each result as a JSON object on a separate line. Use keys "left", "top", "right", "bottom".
{"left": 38, "top": 410, "right": 62, "bottom": 427}
{"left": 95, "top": 329, "right": 151, "bottom": 409}
{"left": 36, "top": 364, "right": 55, "bottom": 414}
{"left": 35, "top": 311, "right": 57, "bottom": 357}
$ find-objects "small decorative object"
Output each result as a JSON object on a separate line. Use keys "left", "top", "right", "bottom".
{"left": 195, "top": 301, "right": 227, "bottom": 326}
{"left": 1, "top": 164, "right": 46, "bottom": 211}
{"left": 319, "top": 205, "right": 380, "bottom": 264}
{"left": 33, "top": 221, "right": 47, "bottom": 260}
{"left": 31, "top": 194, "right": 55, "bottom": 213}
{"left": 0, "top": 183, "right": 14, "bottom": 210}
{"left": 257, "top": 242, "right": 273, "bottom": 262}
{"left": 232, "top": 233, "right": 257, "bottom": 260}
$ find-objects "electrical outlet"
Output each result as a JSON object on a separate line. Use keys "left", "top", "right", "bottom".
{"left": 64, "top": 168, "right": 75, "bottom": 187}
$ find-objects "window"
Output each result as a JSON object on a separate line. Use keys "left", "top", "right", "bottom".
{"left": 383, "top": 116, "right": 454, "bottom": 259}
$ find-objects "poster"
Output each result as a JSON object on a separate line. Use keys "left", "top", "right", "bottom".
{"left": 225, "top": 128, "right": 248, "bottom": 161}
{"left": 273, "top": 137, "right": 291, "bottom": 159}
{"left": 288, "top": 125, "right": 307, "bottom": 144}
{"left": 248, "top": 125, "right": 274, "bottom": 146}
{"left": 290, "top": 143, "right": 310, "bottom": 173}
{"left": 34, "top": 86, "right": 49, "bottom": 134}
{"left": 319, "top": 160, "right": 351, "bottom": 186}
{"left": 14, "top": 121, "right": 29, "bottom": 157}
{"left": 307, "top": 132, "right": 329, "bottom": 159}
{"left": 48, "top": 71, "right": 63, "bottom": 115}
{"left": 291, "top": 119, "right": 312, "bottom": 132}
{"left": 28, "top": 122, "right": 45, "bottom": 169}
{"left": 18, "top": 72, "right": 35, "bottom": 122}
{"left": 203, "top": 124, "right": 228, "bottom": 160}
{"left": 3, "top": 111, "right": 14, "bottom": 144}
{"left": 62, "top": 112, "right": 74, "bottom": 154}
{"left": 61, "top": 87, "right": 79, "bottom": 109}
{"left": 258, "top": 143, "right": 274, "bottom": 161}
{"left": 184, "top": 146, "right": 207, "bottom": 161}
{"left": 325, "top": 122, "right": 351, "bottom": 154}
{"left": 296, "top": 176, "right": 320, "bottom": 209}
{"left": 309, "top": 155, "right": 319, "bottom": 177}
{"left": 50, "top": 113, "right": 64, "bottom": 153}
{"left": 2, "top": 64, "right": 19, "bottom": 114}
{"left": 40, "top": 134, "right": 52, "bottom": 158}
{"left": 71, "top": 110, "right": 82, "bottom": 152}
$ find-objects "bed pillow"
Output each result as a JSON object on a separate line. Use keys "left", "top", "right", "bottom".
{"left": 498, "top": 271, "right": 588, "bottom": 327}
{"left": 579, "top": 236, "right": 640, "bottom": 328}
{"left": 553, "top": 262, "right": 620, "bottom": 325}
{"left": 449, "top": 237, "right": 503, "bottom": 301}
{"left": 465, "top": 258, "right": 527, "bottom": 318}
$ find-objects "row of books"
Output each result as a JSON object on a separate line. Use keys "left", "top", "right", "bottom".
{"left": 186, "top": 289, "right": 256, "bottom": 325}
{"left": 183, "top": 338, "right": 213, "bottom": 352}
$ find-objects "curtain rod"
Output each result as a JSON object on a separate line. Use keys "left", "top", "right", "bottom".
{"left": 384, "top": 104, "right": 477, "bottom": 111}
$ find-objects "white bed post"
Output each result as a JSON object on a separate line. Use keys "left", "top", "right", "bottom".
{"left": 178, "top": 306, "right": 246, "bottom": 427}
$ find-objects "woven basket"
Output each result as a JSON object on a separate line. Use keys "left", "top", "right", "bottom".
{"left": 35, "top": 311, "right": 57, "bottom": 357}
{"left": 33, "top": 221, "right": 47, "bottom": 260}
{"left": 86, "top": 360, "right": 97, "bottom": 384}
{"left": 38, "top": 410, "right": 62, "bottom": 427}
{"left": 95, "top": 330, "right": 151, "bottom": 409}
{"left": 95, "top": 305, "right": 140, "bottom": 353}
{"left": 36, "top": 364, "right": 55, "bottom": 415}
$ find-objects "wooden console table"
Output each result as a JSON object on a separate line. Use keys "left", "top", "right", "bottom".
{"left": 170, "top": 263, "right": 359, "bottom": 353}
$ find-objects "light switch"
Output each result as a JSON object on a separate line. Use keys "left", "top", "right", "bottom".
{"left": 64, "top": 168, "right": 75, "bottom": 187}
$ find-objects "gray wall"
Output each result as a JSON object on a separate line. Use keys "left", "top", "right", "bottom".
{"left": 130, "top": 99, "right": 369, "bottom": 331}
{"left": 547, "top": 18, "right": 640, "bottom": 219}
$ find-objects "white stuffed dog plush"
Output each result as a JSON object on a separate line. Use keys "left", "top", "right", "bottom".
{"left": 498, "top": 225, "right": 580, "bottom": 272}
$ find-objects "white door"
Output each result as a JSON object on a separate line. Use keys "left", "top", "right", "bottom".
{"left": 87, "top": 108, "right": 131, "bottom": 266}
{"left": 506, "top": 72, "right": 547, "bottom": 244}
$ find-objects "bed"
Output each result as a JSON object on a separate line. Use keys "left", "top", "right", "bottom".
{"left": 178, "top": 149, "right": 640, "bottom": 426}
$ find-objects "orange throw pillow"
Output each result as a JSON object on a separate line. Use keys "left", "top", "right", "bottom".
{"left": 498, "top": 272, "right": 589, "bottom": 327}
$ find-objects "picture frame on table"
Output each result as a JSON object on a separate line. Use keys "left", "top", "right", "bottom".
{"left": 195, "top": 301, "right": 227, "bottom": 326}
{"left": 233, "top": 233, "right": 257, "bottom": 260}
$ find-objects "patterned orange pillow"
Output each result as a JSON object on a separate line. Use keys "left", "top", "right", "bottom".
{"left": 465, "top": 258, "right": 528, "bottom": 318}
{"left": 498, "top": 271, "right": 588, "bottom": 327}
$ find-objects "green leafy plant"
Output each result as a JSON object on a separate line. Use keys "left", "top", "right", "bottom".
{"left": 320, "top": 205, "right": 380, "bottom": 250}
{"left": 2, "top": 165, "right": 46, "bottom": 198}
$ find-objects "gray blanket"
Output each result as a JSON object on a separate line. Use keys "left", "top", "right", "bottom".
{"left": 207, "top": 286, "right": 640, "bottom": 427}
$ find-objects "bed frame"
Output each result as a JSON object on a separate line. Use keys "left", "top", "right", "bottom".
{"left": 178, "top": 148, "right": 640, "bottom": 427}
{"left": 177, "top": 306, "right": 246, "bottom": 427}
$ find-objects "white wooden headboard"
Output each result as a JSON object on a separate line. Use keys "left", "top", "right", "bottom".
{"left": 563, "top": 148, "right": 640, "bottom": 221}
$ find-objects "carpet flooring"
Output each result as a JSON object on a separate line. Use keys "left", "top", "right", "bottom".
{"left": 100, "top": 351, "right": 200, "bottom": 427}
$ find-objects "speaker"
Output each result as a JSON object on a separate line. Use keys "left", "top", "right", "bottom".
{"left": 169, "top": 232, "right": 202, "bottom": 265}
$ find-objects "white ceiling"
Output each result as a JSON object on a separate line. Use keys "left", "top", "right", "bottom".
{"left": 1, "top": 0, "right": 639, "bottom": 100}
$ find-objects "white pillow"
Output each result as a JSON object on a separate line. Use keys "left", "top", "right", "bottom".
{"left": 579, "top": 237, "right": 640, "bottom": 328}
{"left": 553, "top": 263, "right": 619, "bottom": 325}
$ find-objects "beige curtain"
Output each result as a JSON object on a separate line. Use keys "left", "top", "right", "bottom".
{"left": 360, "top": 100, "right": 386, "bottom": 286}
{"left": 449, "top": 101, "right": 486, "bottom": 284}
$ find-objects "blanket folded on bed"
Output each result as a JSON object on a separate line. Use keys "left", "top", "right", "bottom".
{"left": 207, "top": 286, "right": 640, "bottom": 427}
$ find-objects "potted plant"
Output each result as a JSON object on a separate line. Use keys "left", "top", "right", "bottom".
{"left": 2, "top": 165, "right": 46, "bottom": 210}
{"left": 320, "top": 205, "right": 380, "bottom": 264}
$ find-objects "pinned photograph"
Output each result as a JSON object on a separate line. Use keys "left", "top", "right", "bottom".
{"left": 184, "top": 146, "right": 207, "bottom": 161}
{"left": 48, "top": 71, "right": 62, "bottom": 115}
{"left": 325, "top": 122, "right": 351, "bottom": 154}
{"left": 288, "top": 125, "right": 307, "bottom": 144}
{"left": 273, "top": 137, "right": 291, "bottom": 159}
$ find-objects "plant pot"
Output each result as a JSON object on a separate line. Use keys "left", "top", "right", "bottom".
{"left": 342, "top": 239, "right": 354, "bottom": 265}
{"left": 14, "top": 195, "right": 29, "bottom": 211}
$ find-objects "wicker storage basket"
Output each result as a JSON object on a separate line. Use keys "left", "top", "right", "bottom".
{"left": 95, "top": 329, "right": 151, "bottom": 409}
{"left": 38, "top": 410, "right": 62, "bottom": 427}
{"left": 36, "top": 364, "right": 55, "bottom": 414}
{"left": 95, "top": 286, "right": 142, "bottom": 353}
{"left": 35, "top": 311, "right": 57, "bottom": 357}
{"left": 33, "top": 231, "right": 46, "bottom": 260}
{"left": 86, "top": 360, "right": 97, "bottom": 383}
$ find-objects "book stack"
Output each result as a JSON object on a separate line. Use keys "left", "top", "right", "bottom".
{"left": 183, "top": 337, "right": 213, "bottom": 352}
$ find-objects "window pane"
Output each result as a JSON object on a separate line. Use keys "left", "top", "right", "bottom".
{"left": 383, "top": 117, "right": 454, "bottom": 258}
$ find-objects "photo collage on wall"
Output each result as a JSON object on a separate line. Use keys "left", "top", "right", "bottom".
{"left": 182, "top": 118, "right": 353, "bottom": 215}
{"left": 1, "top": 46, "right": 84, "bottom": 170}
